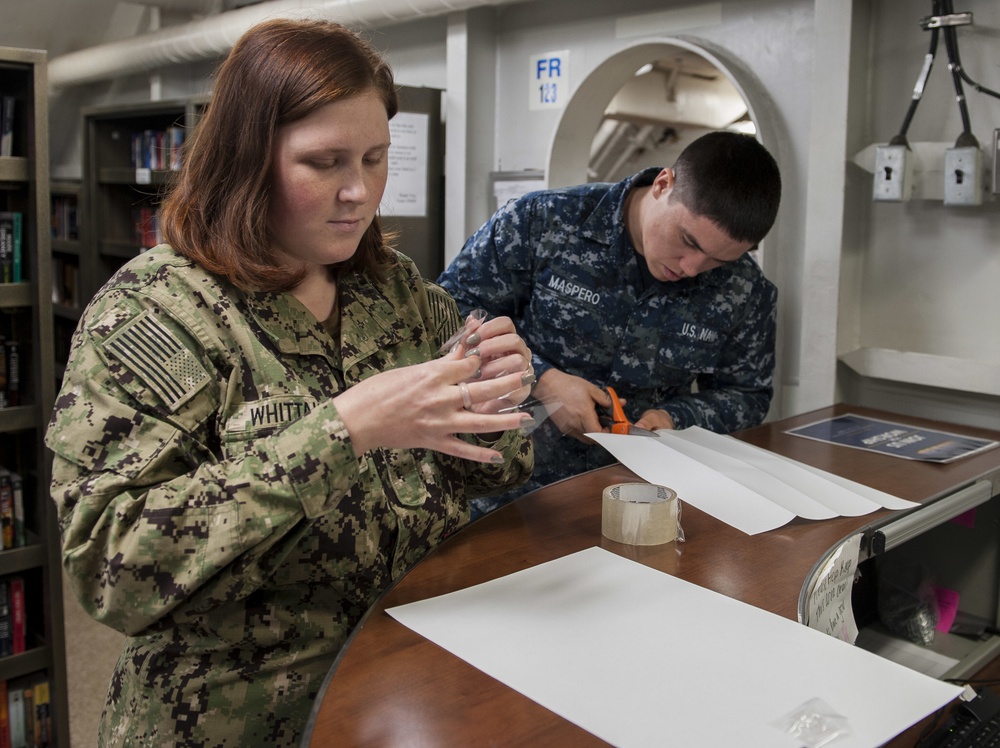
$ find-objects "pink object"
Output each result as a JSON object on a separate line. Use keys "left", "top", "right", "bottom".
{"left": 934, "top": 586, "right": 960, "bottom": 633}
{"left": 950, "top": 508, "right": 976, "bottom": 528}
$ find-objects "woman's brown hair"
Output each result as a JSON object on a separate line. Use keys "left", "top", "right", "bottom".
{"left": 160, "top": 18, "right": 400, "bottom": 291}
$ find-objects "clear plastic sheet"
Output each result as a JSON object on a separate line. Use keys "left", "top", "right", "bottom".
{"left": 770, "top": 698, "right": 852, "bottom": 747}
{"left": 442, "top": 310, "right": 563, "bottom": 433}
{"left": 878, "top": 558, "right": 939, "bottom": 647}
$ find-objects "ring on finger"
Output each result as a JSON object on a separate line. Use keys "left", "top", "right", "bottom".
{"left": 459, "top": 381, "right": 473, "bottom": 410}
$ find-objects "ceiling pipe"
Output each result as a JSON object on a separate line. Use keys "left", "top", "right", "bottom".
{"left": 48, "top": 0, "right": 528, "bottom": 89}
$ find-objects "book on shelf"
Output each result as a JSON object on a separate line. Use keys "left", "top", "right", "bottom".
{"left": 131, "top": 126, "right": 185, "bottom": 171}
{"left": 6, "top": 686, "right": 22, "bottom": 748}
{"left": 51, "top": 194, "right": 79, "bottom": 242}
{"left": 0, "top": 479, "right": 12, "bottom": 552}
{"left": 9, "top": 578, "right": 24, "bottom": 656}
{"left": 0, "top": 674, "right": 50, "bottom": 748}
{"left": 0, "top": 470, "right": 21, "bottom": 551}
{"left": 0, "top": 680, "right": 9, "bottom": 748}
{"left": 10, "top": 215, "right": 19, "bottom": 285}
{"left": 8, "top": 473, "right": 23, "bottom": 550}
{"left": 0, "top": 341, "right": 19, "bottom": 409}
{"left": 0, "top": 580, "right": 10, "bottom": 658}
{"left": 31, "top": 680, "right": 49, "bottom": 748}
{"left": 0, "top": 574, "right": 28, "bottom": 662}
{"left": 17, "top": 685, "right": 30, "bottom": 748}
{"left": 0, "top": 96, "right": 13, "bottom": 158}
{"left": 169, "top": 126, "right": 185, "bottom": 170}
{"left": 133, "top": 206, "right": 162, "bottom": 250}
{"left": 0, "top": 212, "right": 22, "bottom": 284}
{"left": 0, "top": 336, "right": 6, "bottom": 409}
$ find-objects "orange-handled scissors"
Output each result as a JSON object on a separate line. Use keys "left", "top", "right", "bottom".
{"left": 601, "top": 386, "right": 658, "bottom": 437}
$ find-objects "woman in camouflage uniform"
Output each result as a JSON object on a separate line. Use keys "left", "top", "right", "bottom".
{"left": 46, "top": 18, "right": 534, "bottom": 747}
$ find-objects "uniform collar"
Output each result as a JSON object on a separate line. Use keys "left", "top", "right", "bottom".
{"left": 244, "top": 273, "right": 407, "bottom": 367}
{"left": 244, "top": 290, "right": 330, "bottom": 356}
{"left": 578, "top": 166, "right": 662, "bottom": 256}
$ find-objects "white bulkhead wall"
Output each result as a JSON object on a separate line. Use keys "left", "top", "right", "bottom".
{"left": 431, "top": 0, "right": 1000, "bottom": 430}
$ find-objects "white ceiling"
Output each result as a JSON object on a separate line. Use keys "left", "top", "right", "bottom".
{"left": 0, "top": 0, "right": 249, "bottom": 60}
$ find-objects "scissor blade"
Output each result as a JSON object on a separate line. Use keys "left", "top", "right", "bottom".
{"left": 626, "top": 425, "right": 660, "bottom": 437}
{"left": 498, "top": 397, "right": 563, "bottom": 435}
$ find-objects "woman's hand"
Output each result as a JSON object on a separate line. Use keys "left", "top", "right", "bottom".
{"left": 334, "top": 321, "right": 534, "bottom": 463}
{"left": 459, "top": 315, "right": 534, "bottom": 414}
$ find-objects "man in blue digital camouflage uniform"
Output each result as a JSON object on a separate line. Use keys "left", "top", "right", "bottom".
{"left": 438, "top": 131, "right": 782, "bottom": 518}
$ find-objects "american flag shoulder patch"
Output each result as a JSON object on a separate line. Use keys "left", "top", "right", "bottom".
{"left": 425, "top": 282, "right": 462, "bottom": 342}
{"left": 104, "top": 310, "right": 211, "bottom": 412}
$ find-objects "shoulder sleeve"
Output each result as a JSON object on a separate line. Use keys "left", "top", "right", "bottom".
{"left": 46, "top": 282, "right": 361, "bottom": 635}
{"left": 437, "top": 197, "right": 536, "bottom": 319}
{"left": 424, "top": 280, "right": 464, "bottom": 348}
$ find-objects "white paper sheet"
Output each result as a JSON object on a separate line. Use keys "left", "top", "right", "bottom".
{"left": 667, "top": 427, "right": 914, "bottom": 513}
{"left": 387, "top": 548, "right": 961, "bottom": 748}
{"left": 588, "top": 432, "right": 794, "bottom": 534}
{"left": 587, "top": 427, "right": 917, "bottom": 534}
{"left": 655, "top": 428, "right": 842, "bottom": 519}
{"left": 380, "top": 111, "right": 429, "bottom": 217}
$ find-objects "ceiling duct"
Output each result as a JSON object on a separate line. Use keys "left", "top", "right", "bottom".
{"left": 48, "top": 0, "right": 529, "bottom": 89}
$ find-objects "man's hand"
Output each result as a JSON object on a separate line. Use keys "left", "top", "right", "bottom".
{"left": 533, "top": 368, "right": 612, "bottom": 443}
{"left": 634, "top": 409, "right": 675, "bottom": 431}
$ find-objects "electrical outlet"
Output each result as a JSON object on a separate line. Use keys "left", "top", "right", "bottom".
{"left": 943, "top": 146, "right": 983, "bottom": 206}
{"left": 873, "top": 145, "right": 913, "bottom": 201}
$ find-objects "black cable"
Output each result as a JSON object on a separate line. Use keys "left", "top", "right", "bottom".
{"left": 895, "top": 0, "right": 941, "bottom": 144}
{"left": 957, "top": 66, "right": 1000, "bottom": 99}
{"left": 947, "top": 676, "right": 1000, "bottom": 688}
{"left": 940, "top": 0, "right": 1000, "bottom": 100}
{"left": 940, "top": 0, "right": 975, "bottom": 142}
{"left": 913, "top": 703, "right": 950, "bottom": 747}
{"left": 899, "top": 1, "right": 1000, "bottom": 148}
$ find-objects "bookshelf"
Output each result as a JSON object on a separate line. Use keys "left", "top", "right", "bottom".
{"left": 49, "top": 180, "right": 81, "bottom": 384}
{"left": 0, "top": 46, "right": 70, "bottom": 747}
{"left": 83, "top": 98, "right": 204, "bottom": 300}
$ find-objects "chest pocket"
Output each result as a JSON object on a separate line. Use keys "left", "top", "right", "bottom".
{"left": 655, "top": 317, "right": 726, "bottom": 383}
{"left": 369, "top": 449, "right": 429, "bottom": 508}
{"left": 528, "top": 276, "right": 616, "bottom": 373}
{"left": 220, "top": 395, "right": 319, "bottom": 453}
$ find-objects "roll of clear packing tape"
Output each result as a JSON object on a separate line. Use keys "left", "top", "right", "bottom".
{"left": 602, "top": 483, "right": 682, "bottom": 546}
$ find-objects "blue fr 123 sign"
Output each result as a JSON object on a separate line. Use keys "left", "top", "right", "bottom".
{"left": 529, "top": 50, "right": 569, "bottom": 111}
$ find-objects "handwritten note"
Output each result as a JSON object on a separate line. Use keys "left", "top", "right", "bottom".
{"left": 380, "top": 111, "right": 429, "bottom": 217}
{"left": 807, "top": 533, "right": 863, "bottom": 643}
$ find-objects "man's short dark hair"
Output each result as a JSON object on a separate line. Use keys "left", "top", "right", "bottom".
{"left": 670, "top": 131, "right": 781, "bottom": 245}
